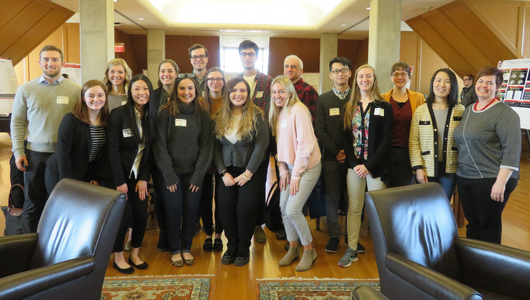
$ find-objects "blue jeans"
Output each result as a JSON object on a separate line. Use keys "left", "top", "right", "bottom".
{"left": 428, "top": 171, "right": 457, "bottom": 201}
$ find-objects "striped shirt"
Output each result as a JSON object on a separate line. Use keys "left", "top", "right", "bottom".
{"left": 89, "top": 125, "right": 106, "bottom": 162}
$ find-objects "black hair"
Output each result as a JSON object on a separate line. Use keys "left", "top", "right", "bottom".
{"left": 329, "top": 57, "right": 351, "bottom": 72}
{"left": 238, "top": 40, "right": 259, "bottom": 55}
{"left": 126, "top": 74, "right": 157, "bottom": 144}
{"left": 426, "top": 68, "right": 459, "bottom": 108}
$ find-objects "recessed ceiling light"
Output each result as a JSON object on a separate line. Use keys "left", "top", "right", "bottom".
{"left": 114, "top": 0, "right": 118, "bottom": 2}
{"left": 138, "top": 17, "right": 144, "bottom": 20}
{"left": 366, "top": 7, "right": 370, "bottom": 10}
{"left": 340, "top": 23, "right": 347, "bottom": 26}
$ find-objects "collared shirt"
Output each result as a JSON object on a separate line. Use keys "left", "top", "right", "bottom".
{"left": 333, "top": 86, "right": 350, "bottom": 100}
{"left": 38, "top": 75, "right": 64, "bottom": 85}
{"left": 130, "top": 108, "right": 145, "bottom": 179}
{"left": 293, "top": 78, "right": 318, "bottom": 121}
{"left": 236, "top": 70, "right": 273, "bottom": 117}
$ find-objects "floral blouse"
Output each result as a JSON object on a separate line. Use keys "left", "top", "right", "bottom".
{"left": 352, "top": 103, "right": 372, "bottom": 160}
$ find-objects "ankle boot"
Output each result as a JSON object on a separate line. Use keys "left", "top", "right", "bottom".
{"left": 295, "top": 248, "right": 317, "bottom": 272}
{"left": 279, "top": 246, "right": 300, "bottom": 266}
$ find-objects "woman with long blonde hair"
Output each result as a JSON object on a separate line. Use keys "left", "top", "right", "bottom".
{"left": 213, "top": 77, "right": 269, "bottom": 266}
{"left": 340, "top": 65, "right": 393, "bottom": 268}
{"left": 269, "top": 75, "right": 321, "bottom": 272}
{"left": 103, "top": 58, "right": 132, "bottom": 110}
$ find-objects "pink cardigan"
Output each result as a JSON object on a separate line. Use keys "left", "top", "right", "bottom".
{"left": 276, "top": 102, "right": 321, "bottom": 180}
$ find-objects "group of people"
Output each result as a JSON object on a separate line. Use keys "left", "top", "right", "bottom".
{"left": 10, "top": 40, "right": 520, "bottom": 274}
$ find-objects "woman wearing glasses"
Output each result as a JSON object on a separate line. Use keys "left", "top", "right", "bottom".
{"left": 200, "top": 67, "right": 226, "bottom": 252}
{"left": 382, "top": 62, "right": 425, "bottom": 187}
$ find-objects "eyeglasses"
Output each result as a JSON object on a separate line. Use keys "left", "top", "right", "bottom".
{"left": 240, "top": 52, "right": 256, "bottom": 58}
{"left": 207, "top": 78, "right": 224, "bottom": 83}
{"left": 331, "top": 68, "right": 350, "bottom": 75}
{"left": 392, "top": 72, "right": 409, "bottom": 78}
{"left": 191, "top": 55, "right": 207, "bottom": 60}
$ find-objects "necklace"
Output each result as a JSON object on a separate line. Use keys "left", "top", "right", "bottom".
{"left": 474, "top": 98, "right": 497, "bottom": 112}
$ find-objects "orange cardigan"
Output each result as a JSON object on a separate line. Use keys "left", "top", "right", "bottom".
{"left": 382, "top": 88, "right": 426, "bottom": 114}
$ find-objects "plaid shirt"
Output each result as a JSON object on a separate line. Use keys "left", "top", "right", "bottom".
{"left": 237, "top": 70, "right": 273, "bottom": 117}
{"left": 293, "top": 78, "right": 318, "bottom": 121}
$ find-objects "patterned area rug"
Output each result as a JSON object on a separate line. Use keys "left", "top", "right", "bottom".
{"left": 101, "top": 275, "right": 212, "bottom": 300}
{"left": 258, "top": 278, "right": 380, "bottom": 300}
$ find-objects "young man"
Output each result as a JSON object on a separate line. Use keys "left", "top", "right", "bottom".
{"left": 283, "top": 55, "right": 318, "bottom": 120}
{"left": 461, "top": 74, "right": 477, "bottom": 107}
{"left": 11, "top": 45, "right": 81, "bottom": 233}
{"left": 314, "top": 57, "right": 364, "bottom": 254}
{"left": 237, "top": 40, "right": 273, "bottom": 118}
{"left": 183, "top": 43, "right": 209, "bottom": 95}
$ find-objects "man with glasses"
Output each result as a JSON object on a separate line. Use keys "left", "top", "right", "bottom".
{"left": 283, "top": 55, "right": 318, "bottom": 121}
{"left": 237, "top": 40, "right": 273, "bottom": 118}
{"left": 183, "top": 44, "right": 209, "bottom": 96}
{"left": 314, "top": 57, "right": 362, "bottom": 254}
{"left": 461, "top": 74, "right": 477, "bottom": 107}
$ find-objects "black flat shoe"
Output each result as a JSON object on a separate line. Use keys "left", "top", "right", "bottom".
{"left": 213, "top": 238, "right": 223, "bottom": 252}
{"left": 222, "top": 248, "right": 237, "bottom": 265}
{"left": 203, "top": 238, "right": 213, "bottom": 252}
{"left": 234, "top": 249, "right": 250, "bottom": 267}
{"left": 128, "top": 256, "right": 148, "bottom": 269}
{"left": 113, "top": 261, "right": 134, "bottom": 274}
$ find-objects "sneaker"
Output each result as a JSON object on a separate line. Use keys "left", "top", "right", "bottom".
{"left": 325, "top": 237, "right": 339, "bottom": 253}
{"left": 254, "top": 225, "right": 266, "bottom": 243}
{"left": 338, "top": 247, "right": 358, "bottom": 268}
{"left": 203, "top": 238, "right": 213, "bottom": 252}
{"left": 357, "top": 242, "right": 365, "bottom": 253}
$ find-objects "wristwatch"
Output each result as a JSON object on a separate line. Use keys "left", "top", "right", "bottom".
{"left": 220, "top": 170, "right": 227, "bottom": 177}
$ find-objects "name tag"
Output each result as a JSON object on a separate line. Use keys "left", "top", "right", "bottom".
{"left": 121, "top": 101, "right": 127, "bottom": 106}
{"left": 256, "top": 91, "right": 264, "bottom": 98}
{"left": 281, "top": 120, "right": 287, "bottom": 128}
{"left": 175, "top": 119, "right": 187, "bottom": 127}
{"left": 374, "top": 108, "right": 384, "bottom": 116}
{"left": 56, "top": 96, "right": 69, "bottom": 104}
{"left": 122, "top": 128, "right": 132, "bottom": 138}
{"left": 329, "top": 108, "right": 340, "bottom": 116}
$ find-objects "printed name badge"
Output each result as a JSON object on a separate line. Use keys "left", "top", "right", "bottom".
{"left": 374, "top": 108, "right": 384, "bottom": 117}
{"left": 122, "top": 128, "right": 133, "bottom": 138}
{"left": 281, "top": 120, "right": 287, "bottom": 128}
{"left": 329, "top": 108, "right": 340, "bottom": 116}
{"left": 56, "top": 96, "right": 69, "bottom": 104}
{"left": 175, "top": 119, "right": 187, "bottom": 127}
{"left": 256, "top": 91, "right": 264, "bottom": 98}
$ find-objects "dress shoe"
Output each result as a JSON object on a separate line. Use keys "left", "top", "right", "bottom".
{"left": 213, "top": 238, "right": 223, "bottom": 252}
{"left": 203, "top": 238, "right": 213, "bottom": 252}
{"left": 113, "top": 261, "right": 134, "bottom": 274}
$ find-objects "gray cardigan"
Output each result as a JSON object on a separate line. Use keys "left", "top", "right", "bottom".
{"left": 214, "top": 113, "right": 269, "bottom": 174}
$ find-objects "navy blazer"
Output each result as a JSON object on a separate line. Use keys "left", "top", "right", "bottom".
{"left": 46, "top": 113, "right": 101, "bottom": 182}
{"left": 344, "top": 100, "right": 393, "bottom": 182}
{"left": 107, "top": 104, "right": 152, "bottom": 187}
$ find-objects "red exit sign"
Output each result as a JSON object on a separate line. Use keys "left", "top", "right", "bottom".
{"left": 115, "top": 43, "right": 125, "bottom": 53}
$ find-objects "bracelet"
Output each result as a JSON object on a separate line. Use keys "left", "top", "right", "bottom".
{"left": 242, "top": 173, "right": 251, "bottom": 181}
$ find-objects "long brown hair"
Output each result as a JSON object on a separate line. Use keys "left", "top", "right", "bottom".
{"left": 72, "top": 80, "right": 110, "bottom": 126}
{"left": 343, "top": 64, "right": 384, "bottom": 129}
{"left": 162, "top": 76, "right": 203, "bottom": 115}
{"left": 203, "top": 67, "right": 225, "bottom": 113}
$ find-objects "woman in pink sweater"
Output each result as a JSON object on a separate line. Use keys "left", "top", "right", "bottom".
{"left": 268, "top": 76, "right": 321, "bottom": 272}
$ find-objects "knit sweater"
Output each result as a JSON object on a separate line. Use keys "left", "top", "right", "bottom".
{"left": 314, "top": 89, "right": 351, "bottom": 161}
{"left": 409, "top": 103, "right": 465, "bottom": 177}
{"left": 154, "top": 103, "right": 213, "bottom": 187}
{"left": 276, "top": 102, "right": 321, "bottom": 180}
{"left": 11, "top": 78, "right": 80, "bottom": 157}
{"left": 454, "top": 102, "right": 521, "bottom": 179}
{"left": 108, "top": 94, "right": 127, "bottom": 111}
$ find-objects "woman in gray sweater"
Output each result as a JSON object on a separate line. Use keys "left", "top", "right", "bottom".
{"left": 154, "top": 75, "right": 213, "bottom": 267}
{"left": 454, "top": 66, "right": 521, "bottom": 244}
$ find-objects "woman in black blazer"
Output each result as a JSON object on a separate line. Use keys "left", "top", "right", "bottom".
{"left": 45, "top": 80, "right": 110, "bottom": 193}
{"left": 107, "top": 74, "right": 157, "bottom": 274}
{"left": 340, "top": 65, "right": 393, "bottom": 268}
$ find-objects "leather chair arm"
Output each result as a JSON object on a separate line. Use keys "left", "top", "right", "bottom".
{"left": 455, "top": 238, "right": 530, "bottom": 299}
{"left": 352, "top": 286, "right": 389, "bottom": 300}
{"left": 0, "top": 256, "right": 95, "bottom": 300}
{"left": 0, "top": 234, "right": 38, "bottom": 278}
{"left": 386, "top": 253, "right": 482, "bottom": 300}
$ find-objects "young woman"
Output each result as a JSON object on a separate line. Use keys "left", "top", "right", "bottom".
{"left": 269, "top": 76, "right": 321, "bottom": 272}
{"left": 154, "top": 76, "right": 213, "bottom": 267}
{"left": 107, "top": 74, "right": 157, "bottom": 274}
{"left": 454, "top": 66, "right": 521, "bottom": 244}
{"left": 409, "top": 68, "right": 464, "bottom": 200}
{"left": 382, "top": 62, "right": 426, "bottom": 187}
{"left": 45, "top": 80, "right": 109, "bottom": 193}
{"left": 213, "top": 77, "right": 269, "bottom": 266}
{"left": 201, "top": 67, "right": 226, "bottom": 252}
{"left": 151, "top": 59, "right": 180, "bottom": 252}
{"left": 341, "top": 65, "right": 393, "bottom": 268}
{"left": 103, "top": 58, "right": 132, "bottom": 110}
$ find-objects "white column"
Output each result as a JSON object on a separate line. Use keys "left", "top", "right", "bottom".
{"left": 147, "top": 29, "right": 165, "bottom": 85}
{"left": 319, "top": 33, "right": 338, "bottom": 93}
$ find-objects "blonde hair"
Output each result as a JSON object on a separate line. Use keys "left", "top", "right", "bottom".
{"left": 103, "top": 58, "right": 132, "bottom": 95}
{"left": 343, "top": 64, "right": 384, "bottom": 129}
{"left": 268, "top": 76, "right": 301, "bottom": 136}
{"left": 213, "top": 77, "right": 263, "bottom": 140}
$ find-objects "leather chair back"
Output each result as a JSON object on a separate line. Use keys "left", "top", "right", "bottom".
{"left": 30, "top": 179, "right": 125, "bottom": 268}
{"left": 366, "top": 183, "right": 461, "bottom": 281}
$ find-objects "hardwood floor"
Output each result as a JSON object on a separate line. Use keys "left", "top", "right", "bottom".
{"left": 1, "top": 132, "right": 529, "bottom": 299}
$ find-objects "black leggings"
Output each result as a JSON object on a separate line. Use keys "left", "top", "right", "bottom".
{"left": 199, "top": 172, "right": 223, "bottom": 236}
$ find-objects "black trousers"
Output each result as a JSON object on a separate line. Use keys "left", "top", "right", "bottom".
{"left": 389, "top": 146, "right": 414, "bottom": 188}
{"left": 21, "top": 149, "right": 52, "bottom": 233}
{"left": 199, "top": 172, "right": 223, "bottom": 236}
{"left": 216, "top": 160, "right": 268, "bottom": 252}
{"left": 152, "top": 165, "right": 166, "bottom": 233}
{"left": 457, "top": 176, "right": 517, "bottom": 244}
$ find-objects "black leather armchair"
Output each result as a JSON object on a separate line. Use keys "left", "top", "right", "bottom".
{"left": 366, "top": 183, "right": 530, "bottom": 300}
{"left": 352, "top": 286, "right": 389, "bottom": 300}
{"left": 0, "top": 179, "right": 125, "bottom": 300}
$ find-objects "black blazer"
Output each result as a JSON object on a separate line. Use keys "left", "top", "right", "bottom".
{"left": 46, "top": 113, "right": 101, "bottom": 182}
{"left": 344, "top": 100, "right": 393, "bottom": 182}
{"left": 106, "top": 104, "right": 152, "bottom": 187}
